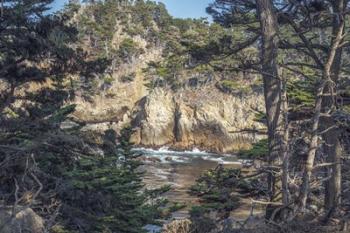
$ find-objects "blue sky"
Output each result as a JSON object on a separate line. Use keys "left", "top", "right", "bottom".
{"left": 156, "top": 0, "right": 212, "bottom": 19}
{"left": 50, "top": 0, "right": 212, "bottom": 19}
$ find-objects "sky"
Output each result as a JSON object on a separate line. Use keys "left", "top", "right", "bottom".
{"left": 50, "top": 0, "right": 213, "bottom": 19}
{"left": 156, "top": 0, "right": 212, "bottom": 19}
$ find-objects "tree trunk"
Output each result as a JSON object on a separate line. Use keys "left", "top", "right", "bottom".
{"left": 298, "top": 80, "right": 325, "bottom": 211}
{"left": 324, "top": 127, "right": 342, "bottom": 212}
{"left": 256, "top": 0, "right": 284, "bottom": 200}
{"left": 298, "top": 7, "right": 345, "bottom": 211}
{"left": 322, "top": 65, "right": 342, "bottom": 216}
{"left": 323, "top": 0, "right": 346, "bottom": 216}
{"left": 281, "top": 71, "right": 290, "bottom": 216}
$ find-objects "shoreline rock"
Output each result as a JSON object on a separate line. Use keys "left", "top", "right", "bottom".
{"left": 130, "top": 88, "right": 265, "bottom": 153}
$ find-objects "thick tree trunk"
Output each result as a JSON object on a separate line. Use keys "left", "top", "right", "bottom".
{"left": 324, "top": 127, "right": 342, "bottom": 212}
{"left": 323, "top": 0, "right": 346, "bottom": 215}
{"left": 256, "top": 0, "right": 284, "bottom": 200}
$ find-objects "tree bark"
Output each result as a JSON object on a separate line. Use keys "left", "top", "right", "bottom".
{"left": 323, "top": 0, "right": 347, "bottom": 215}
{"left": 256, "top": 0, "right": 284, "bottom": 200}
{"left": 298, "top": 7, "right": 345, "bottom": 211}
{"left": 281, "top": 71, "right": 290, "bottom": 215}
{"left": 298, "top": 80, "right": 325, "bottom": 211}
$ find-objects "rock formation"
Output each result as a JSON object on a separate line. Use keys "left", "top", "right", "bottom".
{"left": 130, "top": 88, "right": 265, "bottom": 153}
{"left": 0, "top": 207, "right": 44, "bottom": 233}
{"left": 72, "top": 75, "right": 265, "bottom": 152}
{"left": 64, "top": 20, "right": 266, "bottom": 153}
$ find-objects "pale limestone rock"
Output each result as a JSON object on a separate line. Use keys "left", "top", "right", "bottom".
{"left": 0, "top": 207, "right": 44, "bottom": 233}
{"left": 66, "top": 30, "right": 265, "bottom": 152}
{"left": 131, "top": 88, "right": 265, "bottom": 153}
{"left": 131, "top": 89, "right": 175, "bottom": 146}
{"left": 71, "top": 46, "right": 161, "bottom": 123}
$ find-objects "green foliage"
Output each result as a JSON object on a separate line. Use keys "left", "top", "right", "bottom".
{"left": 73, "top": 0, "right": 244, "bottom": 91}
{"left": 103, "top": 74, "right": 115, "bottom": 85}
{"left": 120, "top": 72, "right": 136, "bottom": 82}
{"left": 0, "top": 2, "right": 167, "bottom": 233}
{"left": 343, "top": 105, "right": 350, "bottom": 114}
{"left": 51, "top": 225, "right": 77, "bottom": 233}
{"left": 48, "top": 104, "right": 77, "bottom": 124}
{"left": 118, "top": 38, "right": 142, "bottom": 60}
{"left": 2, "top": 107, "right": 20, "bottom": 119}
{"left": 287, "top": 79, "right": 316, "bottom": 109}
{"left": 0, "top": 3, "right": 81, "bottom": 214}
{"left": 62, "top": 128, "right": 167, "bottom": 233}
{"left": 189, "top": 205, "right": 217, "bottom": 233}
{"left": 189, "top": 166, "right": 261, "bottom": 232}
{"left": 253, "top": 111, "right": 266, "bottom": 123}
{"left": 189, "top": 166, "right": 267, "bottom": 232}
{"left": 76, "top": 0, "right": 229, "bottom": 90}
{"left": 238, "top": 139, "right": 268, "bottom": 158}
{"left": 168, "top": 202, "right": 187, "bottom": 213}
{"left": 189, "top": 167, "right": 241, "bottom": 216}
{"left": 219, "top": 80, "right": 251, "bottom": 94}
{"left": 144, "top": 60, "right": 183, "bottom": 90}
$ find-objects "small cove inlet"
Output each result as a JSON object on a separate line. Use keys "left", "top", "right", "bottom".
{"left": 132, "top": 147, "right": 244, "bottom": 219}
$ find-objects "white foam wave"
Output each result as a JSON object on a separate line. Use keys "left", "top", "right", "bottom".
{"left": 219, "top": 161, "right": 242, "bottom": 165}
{"left": 132, "top": 147, "right": 239, "bottom": 164}
{"left": 132, "top": 147, "right": 212, "bottom": 155}
{"left": 183, "top": 147, "right": 208, "bottom": 154}
{"left": 201, "top": 155, "right": 225, "bottom": 163}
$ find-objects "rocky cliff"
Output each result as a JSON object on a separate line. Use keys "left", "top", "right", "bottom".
{"left": 130, "top": 88, "right": 265, "bottom": 152}
{"left": 2, "top": 20, "right": 266, "bottom": 153}
{"left": 71, "top": 74, "right": 265, "bottom": 153}
{"left": 64, "top": 3, "right": 266, "bottom": 153}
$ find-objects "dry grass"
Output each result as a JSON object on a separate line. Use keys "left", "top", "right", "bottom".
{"left": 162, "top": 219, "right": 192, "bottom": 233}
{"left": 161, "top": 218, "right": 346, "bottom": 233}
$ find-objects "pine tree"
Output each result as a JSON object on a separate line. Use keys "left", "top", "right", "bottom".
{"left": 0, "top": 1, "right": 164, "bottom": 232}
{"left": 61, "top": 128, "right": 165, "bottom": 233}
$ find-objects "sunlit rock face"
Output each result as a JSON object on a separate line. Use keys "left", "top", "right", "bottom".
{"left": 131, "top": 89, "right": 176, "bottom": 146}
{"left": 130, "top": 88, "right": 265, "bottom": 153}
{"left": 8, "top": 68, "right": 265, "bottom": 153}
{"left": 71, "top": 52, "right": 156, "bottom": 124}
{"left": 68, "top": 31, "right": 266, "bottom": 153}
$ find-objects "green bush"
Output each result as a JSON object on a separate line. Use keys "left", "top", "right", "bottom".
{"left": 189, "top": 167, "right": 241, "bottom": 215}
{"left": 238, "top": 139, "right": 268, "bottom": 158}
{"left": 61, "top": 128, "right": 167, "bottom": 233}
{"left": 287, "top": 79, "right": 315, "bottom": 108}
{"left": 189, "top": 206, "right": 216, "bottom": 233}
{"left": 118, "top": 38, "right": 141, "bottom": 59}
{"left": 103, "top": 74, "right": 115, "bottom": 85}
{"left": 189, "top": 167, "right": 242, "bottom": 232}
{"left": 219, "top": 80, "right": 251, "bottom": 94}
{"left": 120, "top": 72, "right": 136, "bottom": 82}
{"left": 253, "top": 111, "right": 266, "bottom": 123}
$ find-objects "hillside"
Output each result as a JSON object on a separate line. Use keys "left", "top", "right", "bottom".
{"left": 64, "top": 1, "right": 265, "bottom": 152}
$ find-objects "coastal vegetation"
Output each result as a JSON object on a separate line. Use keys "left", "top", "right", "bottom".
{"left": 0, "top": 0, "right": 349, "bottom": 233}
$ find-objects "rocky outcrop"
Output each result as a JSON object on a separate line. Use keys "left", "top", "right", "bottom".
{"left": 130, "top": 88, "right": 265, "bottom": 153}
{"left": 68, "top": 30, "right": 266, "bottom": 153}
{"left": 72, "top": 39, "right": 162, "bottom": 124}
{"left": 0, "top": 207, "right": 44, "bottom": 233}
{"left": 70, "top": 72, "right": 265, "bottom": 153}
{"left": 131, "top": 90, "right": 176, "bottom": 146}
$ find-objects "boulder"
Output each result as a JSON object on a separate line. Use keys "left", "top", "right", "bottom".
{"left": 0, "top": 207, "right": 44, "bottom": 233}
